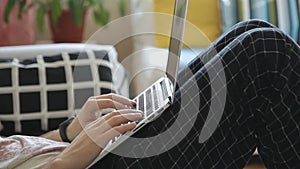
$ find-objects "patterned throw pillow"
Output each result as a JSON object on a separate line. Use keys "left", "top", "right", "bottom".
{"left": 0, "top": 50, "right": 128, "bottom": 136}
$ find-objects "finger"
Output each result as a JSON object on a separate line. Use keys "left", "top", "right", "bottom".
{"left": 95, "top": 93, "right": 136, "bottom": 107}
{"left": 103, "top": 109, "right": 143, "bottom": 121}
{"left": 100, "top": 113, "right": 142, "bottom": 132}
{"left": 94, "top": 109, "right": 143, "bottom": 132}
{"left": 88, "top": 99, "right": 128, "bottom": 110}
{"left": 103, "top": 122, "right": 137, "bottom": 141}
{"left": 81, "top": 121, "right": 136, "bottom": 150}
{"left": 108, "top": 113, "right": 143, "bottom": 126}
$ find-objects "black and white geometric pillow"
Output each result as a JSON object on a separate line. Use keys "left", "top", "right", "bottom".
{"left": 0, "top": 50, "right": 125, "bottom": 136}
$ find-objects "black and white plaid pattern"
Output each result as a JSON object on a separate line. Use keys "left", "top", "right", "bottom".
{"left": 91, "top": 20, "right": 300, "bottom": 169}
{"left": 0, "top": 50, "right": 120, "bottom": 136}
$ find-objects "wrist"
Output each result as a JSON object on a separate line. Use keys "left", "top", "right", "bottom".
{"left": 44, "top": 159, "right": 63, "bottom": 169}
{"left": 67, "top": 117, "right": 83, "bottom": 141}
{"left": 59, "top": 117, "right": 75, "bottom": 142}
{"left": 43, "top": 157, "right": 72, "bottom": 169}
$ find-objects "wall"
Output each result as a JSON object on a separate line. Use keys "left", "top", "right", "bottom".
{"left": 35, "top": 0, "right": 134, "bottom": 62}
{"left": 127, "top": 0, "right": 223, "bottom": 97}
{"left": 154, "top": 0, "right": 222, "bottom": 48}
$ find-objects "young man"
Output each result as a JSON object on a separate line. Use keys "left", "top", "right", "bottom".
{"left": 1, "top": 20, "right": 300, "bottom": 169}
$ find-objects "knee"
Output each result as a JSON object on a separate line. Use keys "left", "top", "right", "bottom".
{"left": 231, "top": 27, "right": 293, "bottom": 64}
{"left": 240, "top": 27, "right": 293, "bottom": 67}
{"left": 245, "top": 27, "right": 290, "bottom": 44}
{"left": 221, "top": 20, "right": 278, "bottom": 42}
{"left": 235, "top": 19, "right": 276, "bottom": 29}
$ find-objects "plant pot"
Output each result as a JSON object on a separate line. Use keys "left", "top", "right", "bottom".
{"left": 48, "top": 10, "right": 86, "bottom": 43}
{"left": 0, "top": 0, "right": 35, "bottom": 46}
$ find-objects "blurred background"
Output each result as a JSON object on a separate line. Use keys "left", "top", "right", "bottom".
{"left": 1, "top": 0, "right": 298, "bottom": 60}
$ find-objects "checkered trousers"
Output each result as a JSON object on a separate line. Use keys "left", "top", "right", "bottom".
{"left": 91, "top": 20, "right": 300, "bottom": 169}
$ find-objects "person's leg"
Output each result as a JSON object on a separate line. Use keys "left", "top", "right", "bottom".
{"left": 91, "top": 20, "right": 269, "bottom": 168}
{"left": 91, "top": 21, "right": 300, "bottom": 169}
{"left": 178, "top": 19, "right": 277, "bottom": 83}
{"left": 213, "top": 27, "right": 300, "bottom": 169}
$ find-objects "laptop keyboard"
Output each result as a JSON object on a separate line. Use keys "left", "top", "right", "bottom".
{"left": 145, "top": 89, "right": 153, "bottom": 116}
{"left": 134, "top": 80, "right": 169, "bottom": 118}
{"left": 137, "top": 93, "right": 144, "bottom": 112}
{"left": 161, "top": 80, "right": 169, "bottom": 101}
{"left": 107, "top": 80, "right": 169, "bottom": 147}
{"left": 153, "top": 85, "right": 159, "bottom": 110}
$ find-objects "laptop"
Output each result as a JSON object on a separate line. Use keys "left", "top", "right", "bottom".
{"left": 89, "top": 0, "right": 189, "bottom": 165}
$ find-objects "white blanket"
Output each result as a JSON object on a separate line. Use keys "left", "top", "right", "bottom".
{"left": 0, "top": 135, "right": 68, "bottom": 169}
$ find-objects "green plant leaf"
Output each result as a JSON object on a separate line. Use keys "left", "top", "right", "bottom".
{"left": 68, "top": 0, "right": 84, "bottom": 26}
{"left": 93, "top": 1, "right": 110, "bottom": 26}
{"left": 37, "top": 3, "right": 46, "bottom": 32}
{"left": 119, "top": 0, "right": 126, "bottom": 16}
{"left": 17, "top": 0, "right": 26, "bottom": 19}
{"left": 93, "top": 7, "right": 109, "bottom": 26}
{"left": 103, "top": 9, "right": 110, "bottom": 25}
{"left": 92, "top": 0, "right": 103, "bottom": 6}
{"left": 93, "top": 10, "right": 101, "bottom": 25}
{"left": 88, "top": 0, "right": 97, "bottom": 6}
{"left": 4, "top": 0, "right": 17, "bottom": 23}
{"left": 24, "top": 1, "right": 37, "bottom": 13}
{"left": 50, "top": 0, "right": 62, "bottom": 25}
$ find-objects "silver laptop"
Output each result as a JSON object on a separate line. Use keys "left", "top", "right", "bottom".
{"left": 89, "top": 0, "right": 189, "bottom": 165}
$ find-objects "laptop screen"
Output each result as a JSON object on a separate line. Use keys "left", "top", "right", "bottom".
{"left": 166, "top": 0, "right": 189, "bottom": 100}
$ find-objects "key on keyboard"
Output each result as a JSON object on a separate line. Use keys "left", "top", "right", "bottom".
{"left": 152, "top": 85, "right": 159, "bottom": 110}
{"left": 161, "top": 80, "right": 169, "bottom": 100}
{"left": 137, "top": 93, "right": 144, "bottom": 112}
{"left": 145, "top": 89, "right": 153, "bottom": 116}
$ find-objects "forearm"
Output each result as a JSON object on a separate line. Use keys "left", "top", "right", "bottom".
{"left": 41, "top": 129, "right": 62, "bottom": 142}
{"left": 41, "top": 118, "right": 82, "bottom": 142}
{"left": 42, "top": 130, "right": 102, "bottom": 169}
{"left": 42, "top": 158, "right": 70, "bottom": 169}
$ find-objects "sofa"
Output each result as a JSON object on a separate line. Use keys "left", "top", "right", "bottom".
{"left": 0, "top": 43, "right": 130, "bottom": 136}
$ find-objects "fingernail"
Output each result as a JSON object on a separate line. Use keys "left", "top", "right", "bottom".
{"left": 136, "top": 113, "right": 143, "bottom": 118}
{"left": 137, "top": 110, "right": 143, "bottom": 114}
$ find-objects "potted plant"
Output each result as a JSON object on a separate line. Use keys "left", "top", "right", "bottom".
{"left": 0, "top": 0, "right": 35, "bottom": 46}
{"left": 3, "top": 0, "right": 127, "bottom": 43}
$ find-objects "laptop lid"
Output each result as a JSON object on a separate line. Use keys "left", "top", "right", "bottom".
{"left": 166, "top": 0, "right": 189, "bottom": 101}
